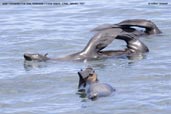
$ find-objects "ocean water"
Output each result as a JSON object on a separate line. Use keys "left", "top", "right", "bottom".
{"left": 0, "top": 0, "right": 171, "bottom": 114}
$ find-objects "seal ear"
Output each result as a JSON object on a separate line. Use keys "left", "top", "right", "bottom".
{"left": 44, "top": 53, "right": 48, "bottom": 57}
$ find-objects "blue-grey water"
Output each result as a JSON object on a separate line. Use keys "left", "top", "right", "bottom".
{"left": 0, "top": 0, "right": 171, "bottom": 114}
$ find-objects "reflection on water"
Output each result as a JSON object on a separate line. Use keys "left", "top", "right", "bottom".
{"left": 24, "top": 60, "right": 48, "bottom": 71}
{"left": 0, "top": 0, "right": 171, "bottom": 114}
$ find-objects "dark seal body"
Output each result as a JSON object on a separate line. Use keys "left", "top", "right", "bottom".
{"left": 24, "top": 19, "right": 160, "bottom": 61}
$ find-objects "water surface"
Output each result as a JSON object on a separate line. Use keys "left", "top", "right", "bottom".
{"left": 0, "top": 0, "right": 171, "bottom": 114}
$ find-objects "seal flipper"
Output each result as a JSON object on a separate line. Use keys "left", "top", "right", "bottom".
{"left": 116, "top": 33, "right": 149, "bottom": 53}
{"left": 44, "top": 53, "right": 48, "bottom": 57}
{"left": 117, "top": 19, "right": 162, "bottom": 34}
{"left": 91, "top": 24, "right": 120, "bottom": 31}
{"left": 83, "top": 28, "right": 122, "bottom": 54}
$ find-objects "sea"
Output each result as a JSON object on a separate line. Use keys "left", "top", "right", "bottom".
{"left": 0, "top": 0, "right": 171, "bottom": 114}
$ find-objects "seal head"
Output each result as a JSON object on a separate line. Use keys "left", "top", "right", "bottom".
{"left": 24, "top": 53, "right": 49, "bottom": 62}
{"left": 77, "top": 67, "right": 115, "bottom": 100}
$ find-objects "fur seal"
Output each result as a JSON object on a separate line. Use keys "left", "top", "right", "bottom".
{"left": 24, "top": 19, "right": 159, "bottom": 61}
{"left": 77, "top": 67, "right": 115, "bottom": 100}
{"left": 24, "top": 29, "right": 148, "bottom": 61}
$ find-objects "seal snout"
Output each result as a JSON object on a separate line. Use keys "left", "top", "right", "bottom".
{"left": 23, "top": 53, "right": 49, "bottom": 62}
{"left": 24, "top": 53, "right": 32, "bottom": 61}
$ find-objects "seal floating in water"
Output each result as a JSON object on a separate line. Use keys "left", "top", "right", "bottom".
{"left": 24, "top": 32, "right": 149, "bottom": 61}
{"left": 24, "top": 19, "right": 160, "bottom": 61}
{"left": 77, "top": 67, "right": 115, "bottom": 100}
